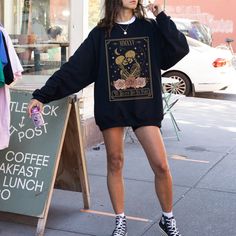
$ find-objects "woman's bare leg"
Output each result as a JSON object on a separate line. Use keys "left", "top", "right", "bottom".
{"left": 134, "top": 126, "right": 173, "bottom": 212}
{"left": 102, "top": 127, "right": 125, "bottom": 214}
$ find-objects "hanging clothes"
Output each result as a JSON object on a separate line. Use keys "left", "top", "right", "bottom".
{"left": 0, "top": 58, "right": 10, "bottom": 150}
{"left": 0, "top": 31, "right": 8, "bottom": 87}
{"left": 2, "top": 33, "right": 14, "bottom": 84}
{"left": 0, "top": 26, "right": 23, "bottom": 81}
{"left": 0, "top": 86, "right": 10, "bottom": 150}
{"left": 0, "top": 61, "right": 5, "bottom": 87}
{"left": 0, "top": 27, "right": 23, "bottom": 150}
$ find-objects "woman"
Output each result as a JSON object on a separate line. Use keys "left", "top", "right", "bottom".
{"left": 28, "top": 0, "right": 189, "bottom": 235}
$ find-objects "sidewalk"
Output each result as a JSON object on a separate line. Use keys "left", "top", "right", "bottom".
{"left": 0, "top": 95, "right": 236, "bottom": 236}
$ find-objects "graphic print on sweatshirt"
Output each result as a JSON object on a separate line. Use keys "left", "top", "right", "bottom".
{"left": 105, "top": 37, "right": 153, "bottom": 101}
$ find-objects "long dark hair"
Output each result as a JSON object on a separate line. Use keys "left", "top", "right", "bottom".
{"left": 97, "top": 0, "right": 146, "bottom": 36}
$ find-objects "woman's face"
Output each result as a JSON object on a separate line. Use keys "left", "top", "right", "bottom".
{"left": 121, "top": 0, "right": 139, "bottom": 10}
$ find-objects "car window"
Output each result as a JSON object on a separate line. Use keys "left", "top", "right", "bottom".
{"left": 173, "top": 18, "right": 212, "bottom": 46}
{"left": 191, "top": 22, "right": 210, "bottom": 44}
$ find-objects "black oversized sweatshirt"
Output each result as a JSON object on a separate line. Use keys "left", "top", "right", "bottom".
{"left": 32, "top": 12, "right": 189, "bottom": 131}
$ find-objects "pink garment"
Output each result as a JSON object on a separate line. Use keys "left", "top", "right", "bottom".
{"left": 0, "top": 86, "right": 10, "bottom": 150}
{"left": 0, "top": 26, "right": 23, "bottom": 80}
{"left": 0, "top": 27, "right": 23, "bottom": 149}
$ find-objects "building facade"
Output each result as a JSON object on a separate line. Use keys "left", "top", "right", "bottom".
{"left": 0, "top": 0, "right": 103, "bottom": 148}
{"left": 1, "top": 0, "right": 234, "bottom": 147}
{"left": 166, "top": 0, "right": 236, "bottom": 50}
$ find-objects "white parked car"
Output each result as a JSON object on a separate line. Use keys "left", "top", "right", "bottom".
{"left": 162, "top": 36, "right": 236, "bottom": 96}
{"left": 172, "top": 18, "right": 212, "bottom": 46}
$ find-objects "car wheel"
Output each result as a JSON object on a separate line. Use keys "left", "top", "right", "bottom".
{"left": 162, "top": 72, "right": 192, "bottom": 96}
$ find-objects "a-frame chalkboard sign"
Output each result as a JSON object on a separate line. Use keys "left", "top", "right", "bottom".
{"left": 0, "top": 89, "right": 90, "bottom": 236}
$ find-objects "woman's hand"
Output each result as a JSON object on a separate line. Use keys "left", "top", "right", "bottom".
{"left": 27, "top": 99, "right": 43, "bottom": 117}
{"left": 146, "top": 0, "right": 163, "bottom": 17}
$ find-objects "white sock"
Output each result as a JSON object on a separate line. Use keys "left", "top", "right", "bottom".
{"left": 162, "top": 211, "right": 173, "bottom": 218}
{"left": 116, "top": 212, "right": 125, "bottom": 217}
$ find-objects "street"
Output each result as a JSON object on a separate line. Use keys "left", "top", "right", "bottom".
{"left": 0, "top": 78, "right": 236, "bottom": 235}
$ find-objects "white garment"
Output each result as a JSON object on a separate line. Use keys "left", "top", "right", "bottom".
{"left": 0, "top": 86, "right": 10, "bottom": 150}
{"left": 0, "top": 26, "right": 23, "bottom": 79}
{"left": 0, "top": 27, "right": 23, "bottom": 149}
{"left": 116, "top": 16, "right": 136, "bottom": 24}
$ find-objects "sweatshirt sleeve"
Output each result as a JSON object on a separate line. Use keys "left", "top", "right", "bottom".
{"left": 32, "top": 30, "right": 98, "bottom": 103}
{"left": 155, "top": 12, "right": 189, "bottom": 70}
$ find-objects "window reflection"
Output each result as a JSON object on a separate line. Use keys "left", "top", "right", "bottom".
{"left": 3, "top": 0, "right": 70, "bottom": 75}
{"left": 88, "top": 0, "right": 101, "bottom": 30}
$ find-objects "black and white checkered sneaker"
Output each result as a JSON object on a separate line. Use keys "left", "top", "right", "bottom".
{"left": 159, "top": 214, "right": 182, "bottom": 236}
{"left": 112, "top": 215, "right": 127, "bottom": 236}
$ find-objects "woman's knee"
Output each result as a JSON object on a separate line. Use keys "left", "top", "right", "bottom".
{"left": 153, "top": 161, "right": 170, "bottom": 176}
{"left": 107, "top": 152, "right": 124, "bottom": 173}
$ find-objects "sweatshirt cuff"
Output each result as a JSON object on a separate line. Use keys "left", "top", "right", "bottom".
{"left": 155, "top": 11, "right": 169, "bottom": 21}
{"left": 32, "top": 89, "right": 47, "bottom": 104}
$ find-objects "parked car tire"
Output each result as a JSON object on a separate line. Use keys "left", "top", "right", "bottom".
{"left": 162, "top": 71, "right": 192, "bottom": 96}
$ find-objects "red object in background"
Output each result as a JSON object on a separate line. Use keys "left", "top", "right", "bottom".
{"left": 212, "top": 58, "right": 227, "bottom": 67}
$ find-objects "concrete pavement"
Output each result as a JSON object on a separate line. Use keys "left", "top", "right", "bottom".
{"left": 0, "top": 92, "right": 236, "bottom": 236}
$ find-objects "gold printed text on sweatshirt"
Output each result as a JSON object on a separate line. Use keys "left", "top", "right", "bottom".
{"left": 105, "top": 37, "right": 153, "bottom": 101}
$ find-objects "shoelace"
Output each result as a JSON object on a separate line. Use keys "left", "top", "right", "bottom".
{"left": 112, "top": 216, "right": 127, "bottom": 236}
{"left": 165, "top": 218, "right": 181, "bottom": 236}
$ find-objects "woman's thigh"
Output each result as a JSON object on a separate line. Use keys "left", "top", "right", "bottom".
{"left": 134, "top": 126, "right": 168, "bottom": 170}
{"left": 102, "top": 127, "right": 125, "bottom": 160}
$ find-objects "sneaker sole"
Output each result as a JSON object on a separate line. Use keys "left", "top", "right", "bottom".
{"left": 158, "top": 225, "right": 168, "bottom": 236}
{"left": 112, "top": 233, "right": 127, "bottom": 236}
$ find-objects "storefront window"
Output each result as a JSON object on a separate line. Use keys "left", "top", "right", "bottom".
{"left": 1, "top": 0, "right": 70, "bottom": 75}
{"left": 88, "top": 0, "right": 101, "bottom": 31}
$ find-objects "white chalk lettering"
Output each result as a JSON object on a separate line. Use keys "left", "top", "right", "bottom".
{"left": 10, "top": 102, "right": 28, "bottom": 113}
{"left": 10, "top": 125, "right": 18, "bottom": 136}
{"left": 0, "top": 188, "right": 11, "bottom": 200}
{"left": 0, "top": 163, "right": 42, "bottom": 178}
{"left": 50, "top": 105, "right": 59, "bottom": 116}
{"left": 5, "top": 151, "right": 50, "bottom": 167}
{"left": 3, "top": 176, "right": 44, "bottom": 192}
{"left": 0, "top": 162, "right": 13, "bottom": 174}
{"left": 18, "top": 123, "right": 48, "bottom": 142}
{"left": 42, "top": 105, "right": 59, "bottom": 116}
{"left": 17, "top": 166, "right": 41, "bottom": 178}
{"left": 33, "top": 167, "right": 41, "bottom": 178}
